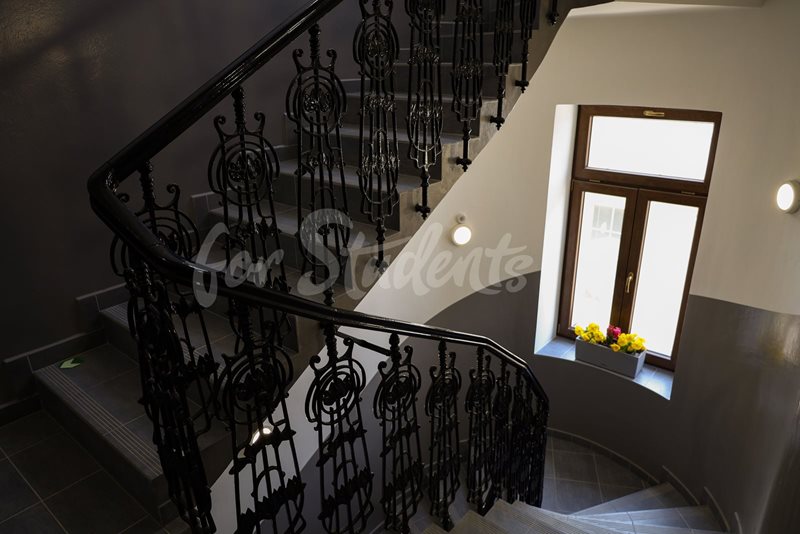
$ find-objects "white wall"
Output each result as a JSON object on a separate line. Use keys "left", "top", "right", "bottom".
{"left": 359, "top": 0, "right": 800, "bottom": 327}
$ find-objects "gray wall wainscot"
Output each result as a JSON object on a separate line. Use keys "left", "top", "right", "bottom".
{"left": 425, "top": 274, "right": 800, "bottom": 534}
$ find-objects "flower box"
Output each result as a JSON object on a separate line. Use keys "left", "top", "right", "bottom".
{"left": 575, "top": 339, "right": 647, "bottom": 378}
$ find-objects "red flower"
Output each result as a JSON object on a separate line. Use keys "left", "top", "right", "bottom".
{"left": 607, "top": 325, "right": 622, "bottom": 340}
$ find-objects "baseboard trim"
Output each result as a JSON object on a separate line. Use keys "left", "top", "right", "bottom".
{"left": 661, "top": 465, "right": 700, "bottom": 506}
{"left": 547, "top": 428, "right": 659, "bottom": 485}
{"left": 0, "top": 395, "right": 40, "bottom": 426}
{"left": 702, "top": 486, "right": 732, "bottom": 533}
{"left": 5, "top": 329, "right": 106, "bottom": 370}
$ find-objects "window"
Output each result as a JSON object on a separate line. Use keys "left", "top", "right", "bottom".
{"left": 559, "top": 106, "right": 721, "bottom": 370}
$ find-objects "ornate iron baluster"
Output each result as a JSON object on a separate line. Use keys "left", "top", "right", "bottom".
{"left": 489, "top": 0, "right": 514, "bottom": 129}
{"left": 354, "top": 0, "right": 401, "bottom": 271}
{"left": 405, "top": 0, "right": 445, "bottom": 219}
{"left": 515, "top": 0, "right": 538, "bottom": 92}
{"left": 426, "top": 341, "right": 462, "bottom": 530}
{"left": 209, "top": 86, "right": 291, "bottom": 342}
{"left": 507, "top": 370, "right": 526, "bottom": 501}
{"left": 306, "top": 328, "right": 374, "bottom": 534}
{"left": 490, "top": 360, "right": 513, "bottom": 504}
{"left": 111, "top": 163, "right": 218, "bottom": 533}
{"left": 525, "top": 394, "right": 549, "bottom": 506}
{"left": 287, "top": 24, "right": 352, "bottom": 306}
{"left": 464, "top": 348, "right": 495, "bottom": 512}
{"left": 547, "top": 0, "right": 560, "bottom": 25}
{"left": 125, "top": 262, "right": 216, "bottom": 533}
{"left": 217, "top": 300, "right": 306, "bottom": 533}
{"left": 451, "top": 0, "right": 484, "bottom": 171}
{"left": 374, "top": 333, "right": 423, "bottom": 533}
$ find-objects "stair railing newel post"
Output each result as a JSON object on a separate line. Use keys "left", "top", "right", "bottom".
{"left": 287, "top": 23, "right": 351, "bottom": 307}
{"left": 405, "top": 0, "right": 445, "bottom": 219}
{"left": 489, "top": 0, "right": 514, "bottom": 129}
{"left": 305, "top": 327, "right": 374, "bottom": 534}
{"left": 451, "top": 0, "right": 484, "bottom": 171}
{"left": 374, "top": 333, "right": 424, "bottom": 533}
{"left": 110, "top": 164, "right": 217, "bottom": 533}
{"left": 425, "top": 341, "right": 462, "bottom": 530}
{"left": 209, "top": 84, "right": 291, "bottom": 344}
{"left": 215, "top": 297, "right": 306, "bottom": 533}
{"left": 123, "top": 258, "right": 215, "bottom": 534}
{"left": 464, "top": 348, "right": 496, "bottom": 513}
{"left": 354, "top": 0, "right": 401, "bottom": 271}
{"left": 515, "top": 0, "right": 537, "bottom": 91}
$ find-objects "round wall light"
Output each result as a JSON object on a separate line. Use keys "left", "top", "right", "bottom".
{"left": 777, "top": 180, "right": 800, "bottom": 213}
{"left": 451, "top": 214, "right": 472, "bottom": 246}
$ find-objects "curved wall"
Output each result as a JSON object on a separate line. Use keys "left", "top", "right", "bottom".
{"left": 348, "top": 1, "right": 800, "bottom": 532}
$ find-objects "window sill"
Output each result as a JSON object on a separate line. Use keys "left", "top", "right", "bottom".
{"left": 535, "top": 338, "right": 674, "bottom": 400}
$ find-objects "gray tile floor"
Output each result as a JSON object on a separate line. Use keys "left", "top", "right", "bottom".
{"left": 0, "top": 410, "right": 173, "bottom": 534}
{"left": 0, "top": 411, "right": 653, "bottom": 532}
{"left": 543, "top": 434, "right": 652, "bottom": 515}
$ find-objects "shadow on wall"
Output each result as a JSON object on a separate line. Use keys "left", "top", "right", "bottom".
{"left": 760, "top": 416, "right": 800, "bottom": 534}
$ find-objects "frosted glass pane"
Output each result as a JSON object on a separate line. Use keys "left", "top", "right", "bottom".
{"left": 571, "top": 192, "right": 626, "bottom": 329}
{"left": 588, "top": 116, "right": 715, "bottom": 182}
{"left": 631, "top": 202, "right": 698, "bottom": 356}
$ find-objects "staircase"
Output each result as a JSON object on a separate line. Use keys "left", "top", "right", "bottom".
{"left": 424, "top": 483, "right": 728, "bottom": 533}
{"left": 28, "top": 0, "right": 638, "bottom": 533}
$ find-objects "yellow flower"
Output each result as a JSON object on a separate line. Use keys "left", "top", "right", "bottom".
{"left": 588, "top": 323, "right": 600, "bottom": 332}
{"left": 574, "top": 326, "right": 585, "bottom": 336}
{"left": 610, "top": 344, "right": 620, "bottom": 352}
{"left": 581, "top": 333, "right": 591, "bottom": 342}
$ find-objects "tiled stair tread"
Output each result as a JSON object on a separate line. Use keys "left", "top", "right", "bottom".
{"left": 453, "top": 510, "right": 509, "bottom": 533}
{"left": 208, "top": 201, "right": 401, "bottom": 247}
{"left": 577, "top": 506, "right": 723, "bottom": 531}
{"left": 34, "top": 354, "right": 161, "bottom": 480}
{"left": 34, "top": 345, "right": 230, "bottom": 469}
{"left": 573, "top": 483, "right": 689, "bottom": 517}
{"left": 485, "top": 500, "right": 619, "bottom": 534}
{"left": 278, "top": 165, "right": 423, "bottom": 193}
{"left": 101, "top": 303, "right": 234, "bottom": 360}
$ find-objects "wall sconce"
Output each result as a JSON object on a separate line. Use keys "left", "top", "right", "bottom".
{"left": 777, "top": 180, "right": 800, "bottom": 213}
{"left": 451, "top": 214, "right": 472, "bottom": 246}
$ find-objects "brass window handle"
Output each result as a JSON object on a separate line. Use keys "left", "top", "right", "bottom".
{"left": 626, "top": 272, "right": 635, "bottom": 294}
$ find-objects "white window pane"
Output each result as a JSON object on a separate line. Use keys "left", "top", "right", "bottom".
{"left": 631, "top": 201, "right": 698, "bottom": 356}
{"left": 588, "top": 116, "right": 715, "bottom": 182}
{"left": 571, "top": 192, "right": 626, "bottom": 329}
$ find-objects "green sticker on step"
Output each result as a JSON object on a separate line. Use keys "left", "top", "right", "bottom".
{"left": 60, "top": 357, "right": 84, "bottom": 369}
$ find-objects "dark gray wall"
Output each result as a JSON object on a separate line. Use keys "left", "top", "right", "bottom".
{"left": 0, "top": 0, "right": 365, "bottom": 363}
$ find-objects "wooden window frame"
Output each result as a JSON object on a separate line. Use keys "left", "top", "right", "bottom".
{"left": 573, "top": 105, "right": 722, "bottom": 196}
{"left": 559, "top": 105, "right": 720, "bottom": 371}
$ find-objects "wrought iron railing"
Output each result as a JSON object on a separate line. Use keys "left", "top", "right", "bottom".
{"left": 88, "top": 1, "right": 550, "bottom": 533}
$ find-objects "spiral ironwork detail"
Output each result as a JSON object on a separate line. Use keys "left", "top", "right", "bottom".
{"left": 354, "top": 0, "right": 401, "bottom": 271}
{"left": 451, "top": 0, "right": 484, "bottom": 171}
{"left": 489, "top": 0, "right": 515, "bottom": 129}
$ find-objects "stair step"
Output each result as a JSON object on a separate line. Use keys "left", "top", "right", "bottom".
{"left": 574, "top": 506, "right": 724, "bottom": 532}
{"left": 574, "top": 483, "right": 689, "bottom": 517}
{"left": 422, "top": 510, "right": 509, "bottom": 534}
{"left": 33, "top": 345, "right": 229, "bottom": 524}
{"left": 486, "top": 500, "right": 619, "bottom": 533}
{"left": 337, "top": 124, "right": 467, "bottom": 180}
{"left": 271, "top": 164, "right": 423, "bottom": 231}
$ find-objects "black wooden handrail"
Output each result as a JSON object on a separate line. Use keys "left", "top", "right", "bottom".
{"left": 86, "top": 0, "right": 549, "bottom": 406}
